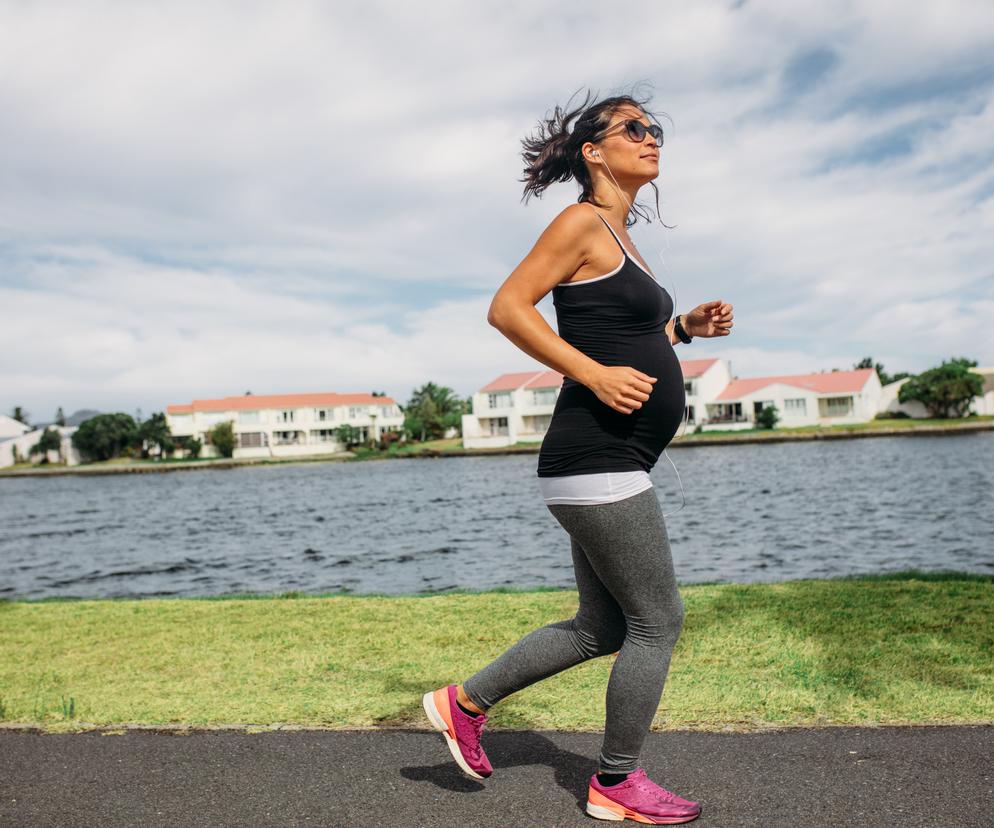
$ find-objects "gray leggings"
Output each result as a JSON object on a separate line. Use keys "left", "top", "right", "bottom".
{"left": 461, "top": 486, "right": 685, "bottom": 775}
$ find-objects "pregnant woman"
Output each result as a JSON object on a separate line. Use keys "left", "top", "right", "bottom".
{"left": 423, "top": 89, "right": 733, "bottom": 824}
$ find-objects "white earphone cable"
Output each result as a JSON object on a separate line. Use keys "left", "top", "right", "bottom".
{"left": 595, "top": 151, "right": 688, "bottom": 518}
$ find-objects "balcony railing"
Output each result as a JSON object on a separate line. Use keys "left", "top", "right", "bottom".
{"left": 705, "top": 414, "right": 750, "bottom": 424}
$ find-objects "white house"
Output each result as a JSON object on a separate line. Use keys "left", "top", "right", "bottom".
{"left": 703, "top": 368, "right": 882, "bottom": 430}
{"left": 166, "top": 391, "right": 404, "bottom": 459}
{"left": 681, "top": 358, "right": 732, "bottom": 427}
{"left": 0, "top": 424, "right": 81, "bottom": 468}
{"left": 462, "top": 370, "right": 563, "bottom": 449}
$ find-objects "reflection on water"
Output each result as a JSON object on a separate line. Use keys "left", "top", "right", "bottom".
{"left": 1, "top": 433, "right": 992, "bottom": 599}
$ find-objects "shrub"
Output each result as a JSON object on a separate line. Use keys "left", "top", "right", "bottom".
{"left": 207, "top": 421, "right": 236, "bottom": 458}
{"left": 756, "top": 405, "right": 780, "bottom": 430}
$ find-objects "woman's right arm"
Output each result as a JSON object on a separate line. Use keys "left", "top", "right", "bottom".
{"left": 487, "top": 204, "right": 657, "bottom": 415}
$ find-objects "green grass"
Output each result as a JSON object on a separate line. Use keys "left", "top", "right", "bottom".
{"left": 680, "top": 415, "right": 994, "bottom": 439}
{"left": 1, "top": 570, "right": 991, "bottom": 733}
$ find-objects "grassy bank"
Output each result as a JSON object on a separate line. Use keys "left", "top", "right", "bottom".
{"left": 681, "top": 414, "right": 994, "bottom": 440}
{"left": 1, "top": 571, "right": 991, "bottom": 734}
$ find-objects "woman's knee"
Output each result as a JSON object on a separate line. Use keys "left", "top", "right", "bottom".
{"left": 625, "top": 593, "right": 685, "bottom": 646}
{"left": 572, "top": 617, "right": 627, "bottom": 658}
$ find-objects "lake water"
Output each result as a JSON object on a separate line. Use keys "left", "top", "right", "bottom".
{"left": 1, "top": 433, "right": 992, "bottom": 600}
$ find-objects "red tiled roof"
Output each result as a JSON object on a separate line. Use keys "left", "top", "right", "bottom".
{"left": 524, "top": 369, "right": 564, "bottom": 389}
{"left": 680, "top": 358, "right": 719, "bottom": 378}
{"left": 714, "top": 368, "right": 876, "bottom": 401}
{"left": 480, "top": 370, "right": 563, "bottom": 392}
{"left": 166, "top": 392, "right": 396, "bottom": 415}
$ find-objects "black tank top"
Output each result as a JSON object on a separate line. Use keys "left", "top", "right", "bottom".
{"left": 537, "top": 212, "right": 686, "bottom": 477}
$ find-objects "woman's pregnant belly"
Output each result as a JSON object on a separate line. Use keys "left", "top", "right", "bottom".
{"left": 539, "top": 335, "right": 685, "bottom": 475}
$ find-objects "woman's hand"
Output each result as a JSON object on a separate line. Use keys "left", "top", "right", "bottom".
{"left": 587, "top": 366, "right": 657, "bottom": 414}
{"left": 685, "top": 300, "right": 733, "bottom": 338}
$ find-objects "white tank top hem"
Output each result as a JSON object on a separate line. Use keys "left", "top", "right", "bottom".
{"left": 538, "top": 470, "right": 653, "bottom": 506}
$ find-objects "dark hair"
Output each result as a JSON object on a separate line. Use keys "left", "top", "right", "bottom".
{"left": 520, "top": 85, "right": 671, "bottom": 228}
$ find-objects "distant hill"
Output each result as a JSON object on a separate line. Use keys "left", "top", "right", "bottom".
{"left": 65, "top": 409, "right": 102, "bottom": 427}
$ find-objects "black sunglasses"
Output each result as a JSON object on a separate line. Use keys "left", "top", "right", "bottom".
{"left": 598, "top": 119, "right": 664, "bottom": 148}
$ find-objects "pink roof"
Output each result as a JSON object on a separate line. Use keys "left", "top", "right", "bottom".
{"left": 714, "top": 368, "right": 876, "bottom": 401}
{"left": 680, "top": 358, "right": 719, "bottom": 378}
{"left": 480, "top": 370, "right": 563, "bottom": 392}
{"left": 166, "top": 392, "right": 396, "bottom": 415}
{"left": 524, "top": 369, "right": 565, "bottom": 389}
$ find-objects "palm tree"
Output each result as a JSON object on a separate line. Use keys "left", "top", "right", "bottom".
{"left": 404, "top": 382, "right": 466, "bottom": 441}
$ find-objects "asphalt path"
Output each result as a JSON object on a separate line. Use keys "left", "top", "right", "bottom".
{"left": 2, "top": 724, "right": 992, "bottom": 827}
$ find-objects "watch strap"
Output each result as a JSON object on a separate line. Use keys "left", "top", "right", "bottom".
{"left": 674, "top": 314, "right": 693, "bottom": 344}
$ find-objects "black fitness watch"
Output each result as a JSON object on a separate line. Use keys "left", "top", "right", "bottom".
{"left": 674, "top": 314, "right": 693, "bottom": 344}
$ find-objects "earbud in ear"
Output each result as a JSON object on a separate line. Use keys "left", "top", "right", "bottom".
{"left": 592, "top": 150, "right": 599, "bottom": 156}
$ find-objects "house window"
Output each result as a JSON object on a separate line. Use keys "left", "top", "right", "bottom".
{"left": 532, "top": 389, "right": 557, "bottom": 406}
{"left": 277, "top": 410, "right": 295, "bottom": 424}
{"left": 315, "top": 409, "right": 331, "bottom": 422}
{"left": 238, "top": 432, "right": 265, "bottom": 447}
{"left": 825, "top": 396, "right": 853, "bottom": 416}
{"left": 487, "top": 417, "right": 508, "bottom": 436}
{"left": 239, "top": 410, "right": 261, "bottom": 425}
{"left": 685, "top": 405, "right": 696, "bottom": 424}
{"left": 348, "top": 406, "right": 365, "bottom": 419}
{"left": 488, "top": 392, "right": 511, "bottom": 410}
{"left": 784, "top": 398, "right": 807, "bottom": 415}
{"left": 684, "top": 381, "right": 696, "bottom": 395}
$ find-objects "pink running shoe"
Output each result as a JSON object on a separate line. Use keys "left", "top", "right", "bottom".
{"left": 586, "top": 767, "right": 701, "bottom": 824}
{"left": 422, "top": 684, "right": 493, "bottom": 779}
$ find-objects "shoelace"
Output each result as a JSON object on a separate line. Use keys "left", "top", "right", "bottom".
{"left": 631, "top": 771, "right": 677, "bottom": 804}
{"left": 466, "top": 715, "right": 486, "bottom": 760}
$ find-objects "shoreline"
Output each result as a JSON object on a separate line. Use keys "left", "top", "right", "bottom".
{"left": 2, "top": 418, "right": 992, "bottom": 479}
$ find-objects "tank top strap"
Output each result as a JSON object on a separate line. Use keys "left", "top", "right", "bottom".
{"left": 594, "top": 213, "right": 627, "bottom": 255}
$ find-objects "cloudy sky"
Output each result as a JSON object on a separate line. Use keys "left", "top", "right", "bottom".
{"left": 2, "top": 0, "right": 993, "bottom": 421}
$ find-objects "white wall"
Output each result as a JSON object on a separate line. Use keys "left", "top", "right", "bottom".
{"left": 0, "top": 415, "right": 31, "bottom": 440}
{"left": 878, "top": 378, "right": 929, "bottom": 418}
{"left": 685, "top": 360, "right": 732, "bottom": 424}
{"left": 0, "top": 426, "right": 81, "bottom": 467}
{"left": 463, "top": 385, "right": 559, "bottom": 448}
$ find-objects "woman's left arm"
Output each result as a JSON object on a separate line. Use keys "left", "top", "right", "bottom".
{"left": 668, "top": 300, "right": 734, "bottom": 344}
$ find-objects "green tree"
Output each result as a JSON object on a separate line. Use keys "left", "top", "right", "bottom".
{"left": 186, "top": 437, "right": 203, "bottom": 459}
{"left": 71, "top": 413, "right": 139, "bottom": 462}
{"left": 28, "top": 427, "right": 62, "bottom": 463}
{"left": 138, "top": 412, "right": 175, "bottom": 459}
{"left": 756, "top": 404, "right": 780, "bottom": 430}
{"left": 9, "top": 406, "right": 29, "bottom": 427}
{"left": 898, "top": 357, "right": 983, "bottom": 418}
{"left": 854, "top": 356, "right": 911, "bottom": 386}
{"left": 403, "top": 382, "right": 467, "bottom": 441}
{"left": 207, "top": 420, "right": 236, "bottom": 458}
{"left": 54, "top": 407, "right": 66, "bottom": 427}
{"left": 335, "top": 424, "right": 360, "bottom": 448}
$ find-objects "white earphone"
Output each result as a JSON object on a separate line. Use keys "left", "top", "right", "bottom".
{"left": 592, "top": 148, "right": 688, "bottom": 518}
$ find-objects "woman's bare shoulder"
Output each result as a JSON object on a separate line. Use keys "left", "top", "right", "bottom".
{"left": 537, "top": 202, "right": 601, "bottom": 248}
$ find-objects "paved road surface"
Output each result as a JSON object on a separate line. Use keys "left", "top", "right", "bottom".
{"left": 2, "top": 724, "right": 992, "bottom": 826}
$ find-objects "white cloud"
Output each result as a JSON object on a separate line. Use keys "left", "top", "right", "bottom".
{"left": 1, "top": 0, "right": 993, "bottom": 417}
